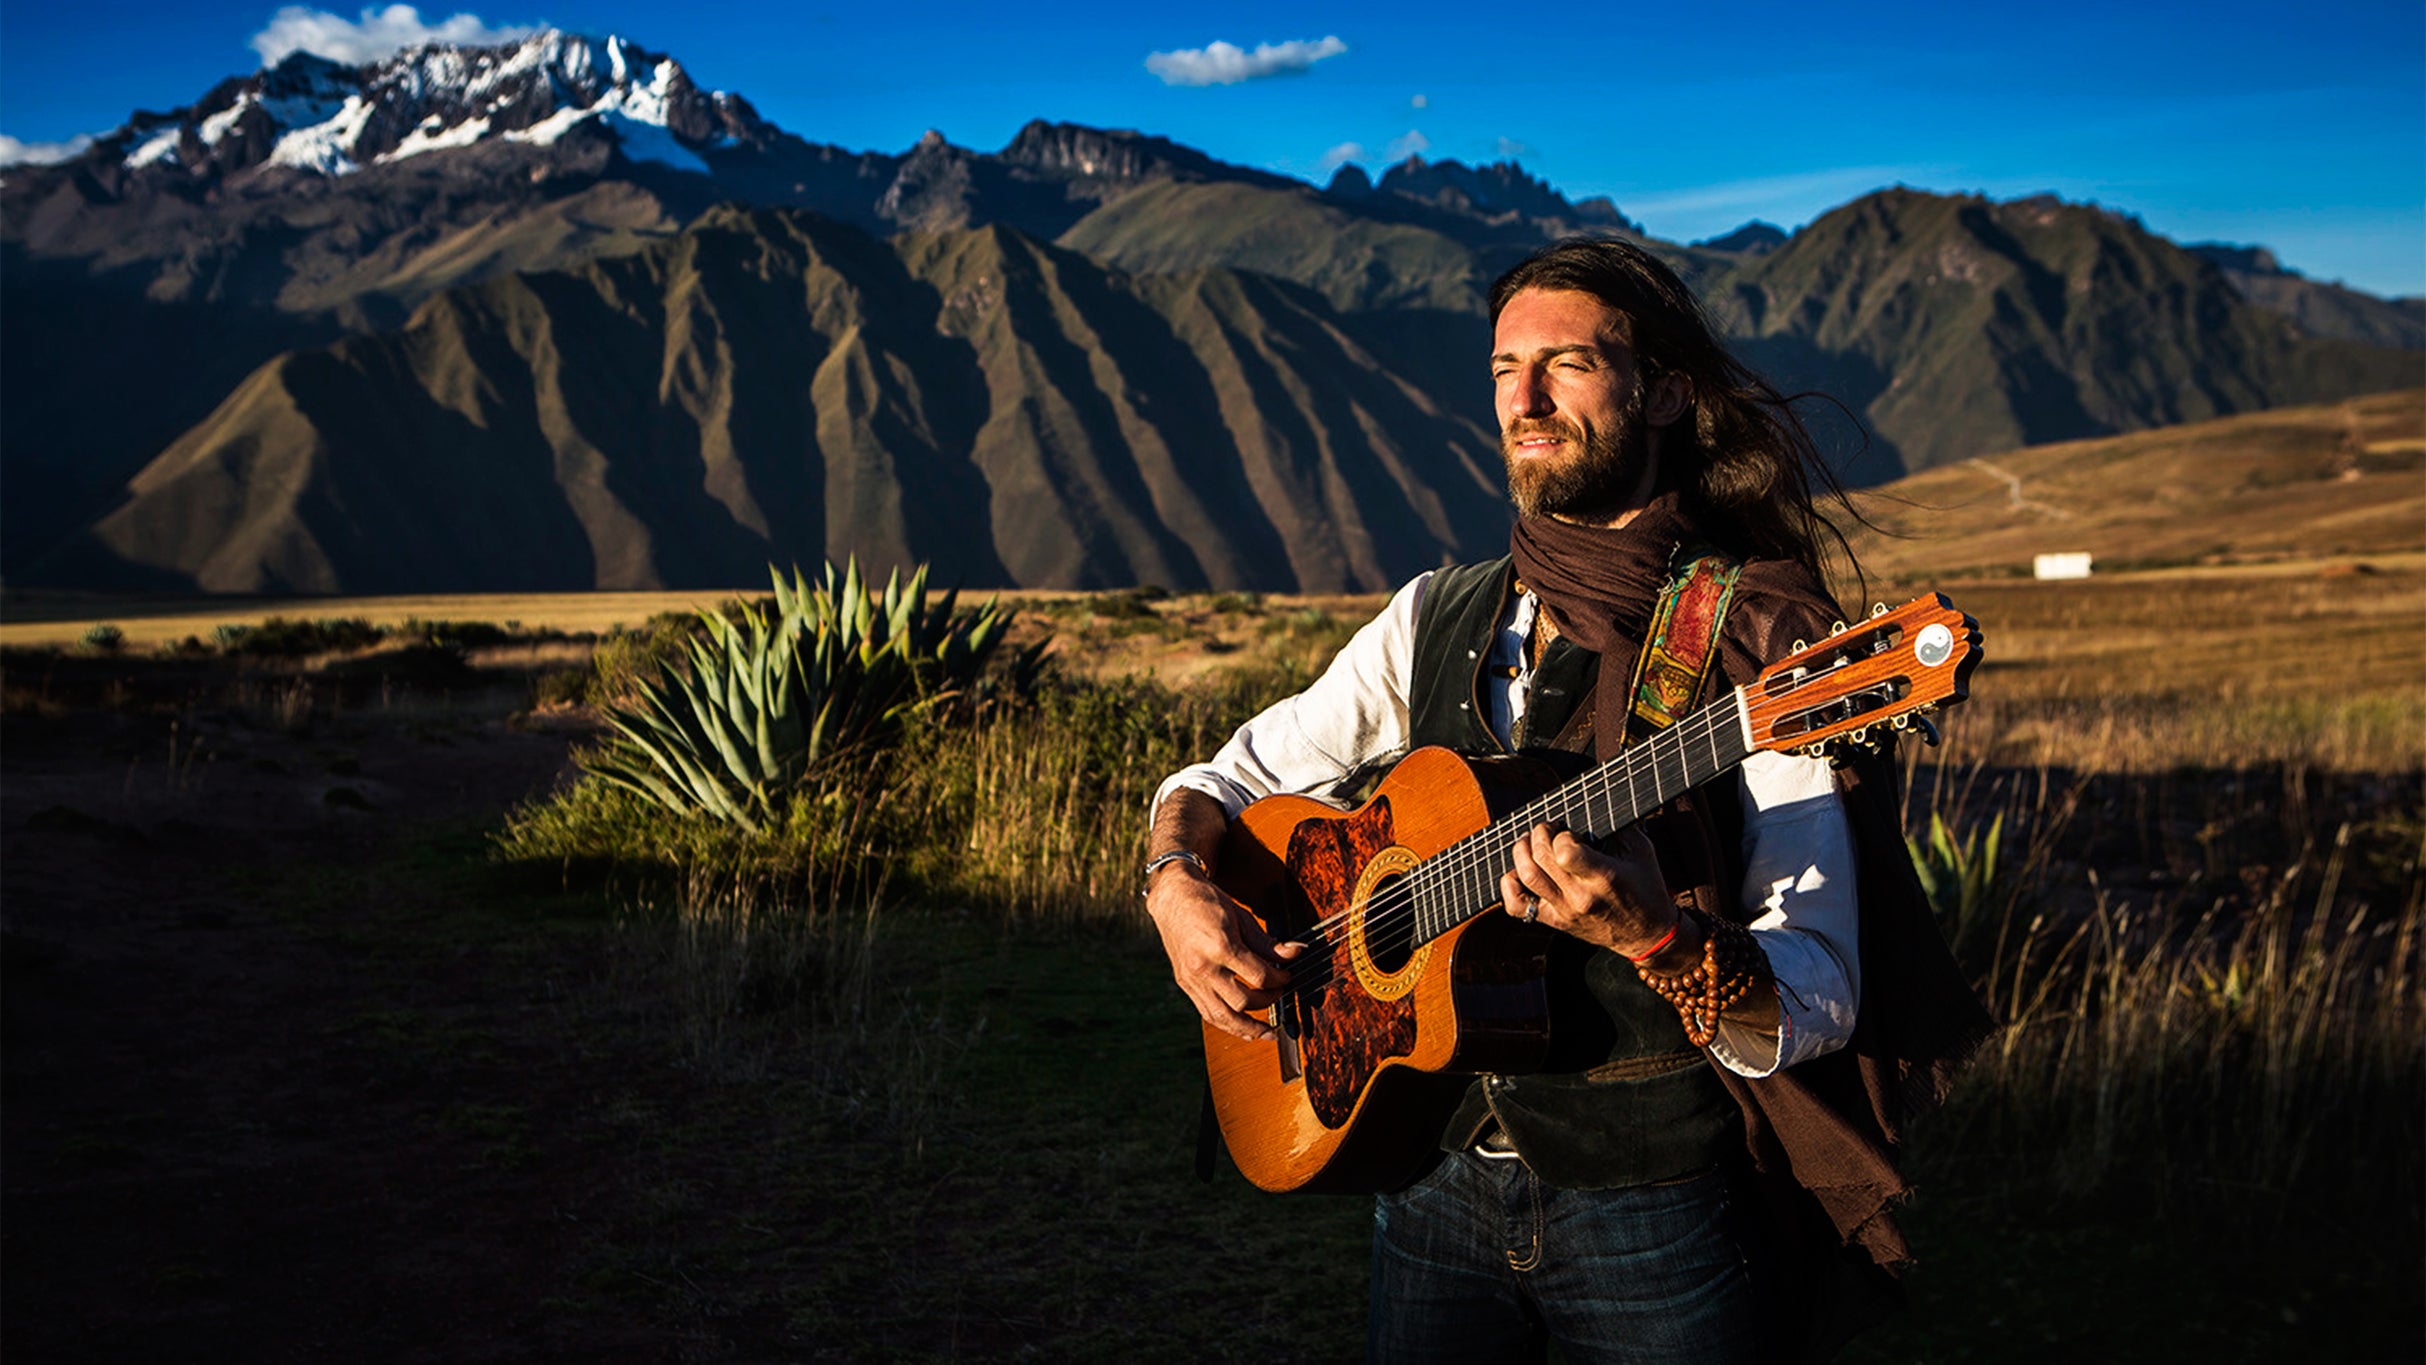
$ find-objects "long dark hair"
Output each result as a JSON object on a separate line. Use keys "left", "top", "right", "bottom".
{"left": 1489, "top": 237, "right": 1862, "bottom": 585}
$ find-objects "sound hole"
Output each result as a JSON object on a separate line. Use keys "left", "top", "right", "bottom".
{"left": 1363, "top": 871, "right": 1414, "bottom": 974}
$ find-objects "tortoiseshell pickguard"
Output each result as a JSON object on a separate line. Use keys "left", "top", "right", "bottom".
{"left": 1284, "top": 795, "right": 1420, "bottom": 1129}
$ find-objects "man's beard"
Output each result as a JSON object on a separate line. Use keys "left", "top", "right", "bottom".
{"left": 1501, "top": 394, "right": 1652, "bottom": 522}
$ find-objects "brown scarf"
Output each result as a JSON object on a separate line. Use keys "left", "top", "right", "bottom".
{"left": 1513, "top": 497, "right": 1997, "bottom": 1353}
{"left": 1510, "top": 492, "right": 1836, "bottom": 762}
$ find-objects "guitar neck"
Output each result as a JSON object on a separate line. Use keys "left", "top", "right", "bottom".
{"left": 1405, "top": 688, "right": 1753, "bottom": 945}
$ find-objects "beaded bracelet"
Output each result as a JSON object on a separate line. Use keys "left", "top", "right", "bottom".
{"left": 1635, "top": 914, "right": 1772, "bottom": 1048}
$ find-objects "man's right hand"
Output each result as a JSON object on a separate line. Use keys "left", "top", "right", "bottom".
{"left": 1145, "top": 862, "right": 1303, "bottom": 1042}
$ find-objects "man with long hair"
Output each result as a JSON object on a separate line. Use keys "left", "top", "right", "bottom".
{"left": 1142, "top": 239, "right": 1989, "bottom": 1362}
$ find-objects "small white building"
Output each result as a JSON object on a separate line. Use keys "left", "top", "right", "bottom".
{"left": 2033, "top": 552, "right": 2094, "bottom": 580}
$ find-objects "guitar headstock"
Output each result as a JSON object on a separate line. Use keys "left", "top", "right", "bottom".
{"left": 1744, "top": 594, "right": 1982, "bottom": 759}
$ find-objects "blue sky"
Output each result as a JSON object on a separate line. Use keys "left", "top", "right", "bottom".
{"left": 5, "top": 0, "right": 2421, "bottom": 295}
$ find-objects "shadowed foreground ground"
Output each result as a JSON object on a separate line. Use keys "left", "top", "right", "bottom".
{"left": 3, "top": 672, "right": 2414, "bottom": 1361}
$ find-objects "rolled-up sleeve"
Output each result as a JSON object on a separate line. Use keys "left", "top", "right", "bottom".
{"left": 1152, "top": 574, "right": 1429, "bottom": 820}
{"left": 1707, "top": 749, "right": 1862, "bottom": 1078}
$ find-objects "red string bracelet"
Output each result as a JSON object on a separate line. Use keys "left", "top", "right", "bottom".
{"left": 1624, "top": 916, "right": 1682, "bottom": 964}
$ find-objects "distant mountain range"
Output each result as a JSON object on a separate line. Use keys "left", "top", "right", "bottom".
{"left": 4, "top": 30, "right": 2417, "bottom": 592}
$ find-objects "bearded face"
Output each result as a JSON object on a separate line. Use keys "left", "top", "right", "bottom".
{"left": 1500, "top": 380, "right": 1651, "bottom": 522}
{"left": 1491, "top": 287, "right": 1666, "bottom": 526}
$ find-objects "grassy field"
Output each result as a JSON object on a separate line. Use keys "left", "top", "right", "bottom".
{"left": 6, "top": 391, "right": 2422, "bottom": 1358}
{"left": 19, "top": 554, "right": 2412, "bottom": 766}
{"left": 0, "top": 588, "right": 757, "bottom": 648}
{"left": 6, "top": 555, "right": 2419, "bottom": 1360}
{"left": 1839, "top": 388, "right": 2424, "bottom": 580}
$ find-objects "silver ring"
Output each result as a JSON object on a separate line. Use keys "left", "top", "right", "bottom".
{"left": 1520, "top": 894, "right": 1539, "bottom": 924}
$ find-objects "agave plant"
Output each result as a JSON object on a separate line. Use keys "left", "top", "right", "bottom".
{"left": 1906, "top": 810, "right": 2006, "bottom": 960}
{"left": 581, "top": 560, "right": 1014, "bottom": 831}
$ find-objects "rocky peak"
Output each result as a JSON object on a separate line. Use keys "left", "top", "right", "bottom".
{"left": 1696, "top": 220, "right": 1788, "bottom": 255}
{"left": 999, "top": 120, "right": 1160, "bottom": 178}
{"left": 2187, "top": 242, "right": 2290, "bottom": 277}
{"left": 1324, "top": 163, "right": 1373, "bottom": 198}
{"left": 995, "top": 118, "right": 1291, "bottom": 195}
{"left": 1374, "top": 155, "right": 1626, "bottom": 228}
{"left": 90, "top": 28, "right": 758, "bottom": 181}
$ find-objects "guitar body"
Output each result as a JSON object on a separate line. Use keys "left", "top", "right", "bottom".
{"left": 1206, "top": 747, "right": 1562, "bottom": 1194}
{"left": 1192, "top": 593, "right": 1983, "bottom": 1196}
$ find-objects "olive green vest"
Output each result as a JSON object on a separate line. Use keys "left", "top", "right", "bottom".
{"left": 1413, "top": 557, "right": 1740, "bottom": 1190}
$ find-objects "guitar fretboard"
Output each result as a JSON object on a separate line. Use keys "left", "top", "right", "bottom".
{"left": 1402, "top": 690, "right": 1753, "bottom": 946}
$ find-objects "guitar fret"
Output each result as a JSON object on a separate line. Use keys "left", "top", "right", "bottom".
{"left": 1403, "top": 686, "right": 1769, "bottom": 952}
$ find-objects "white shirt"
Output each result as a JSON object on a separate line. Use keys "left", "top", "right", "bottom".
{"left": 1153, "top": 571, "right": 1861, "bottom": 1078}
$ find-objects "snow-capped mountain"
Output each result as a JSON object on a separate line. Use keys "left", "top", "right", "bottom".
{"left": 103, "top": 30, "right": 772, "bottom": 181}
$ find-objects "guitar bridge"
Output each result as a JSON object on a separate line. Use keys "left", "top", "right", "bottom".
{"left": 1274, "top": 1008, "right": 1303, "bottom": 1082}
{"left": 1274, "top": 990, "right": 1304, "bottom": 1082}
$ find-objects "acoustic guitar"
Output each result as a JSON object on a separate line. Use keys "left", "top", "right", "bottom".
{"left": 1201, "top": 594, "right": 1982, "bottom": 1194}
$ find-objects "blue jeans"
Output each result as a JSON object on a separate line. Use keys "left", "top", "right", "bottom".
{"left": 1368, "top": 1153, "right": 1769, "bottom": 1364}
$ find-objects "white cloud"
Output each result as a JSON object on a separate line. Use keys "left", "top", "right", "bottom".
{"left": 1145, "top": 36, "right": 1347, "bottom": 87}
{"left": 1622, "top": 165, "right": 1929, "bottom": 220}
{"left": 1384, "top": 129, "right": 1430, "bottom": 161}
{"left": 1410, "top": 94, "right": 1427, "bottom": 110}
{"left": 0, "top": 133, "right": 97, "bottom": 166}
{"left": 251, "top": 4, "right": 537, "bottom": 67}
{"left": 1316, "top": 141, "right": 1365, "bottom": 174}
{"left": 1494, "top": 136, "right": 1528, "bottom": 160}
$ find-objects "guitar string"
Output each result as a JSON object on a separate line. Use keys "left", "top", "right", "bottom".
{"left": 1272, "top": 674, "right": 1781, "bottom": 989}
{"left": 1334, "top": 697, "right": 1737, "bottom": 989}
{"left": 1344, "top": 644, "right": 1948, "bottom": 960}
{"left": 1268, "top": 696, "right": 1744, "bottom": 1001}
{"left": 1263, "top": 643, "right": 1955, "bottom": 1004}
{"left": 1269, "top": 704, "right": 1728, "bottom": 1001}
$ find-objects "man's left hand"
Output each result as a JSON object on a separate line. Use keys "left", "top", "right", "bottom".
{"left": 1500, "top": 823, "right": 1679, "bottom": 959}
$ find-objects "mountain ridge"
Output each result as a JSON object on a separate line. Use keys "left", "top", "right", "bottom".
{"left": 5, "top": 27, "right": 2418, "bottom": 592}
{"left": 49, "top": 206, "right": 1505, "bottom": 593}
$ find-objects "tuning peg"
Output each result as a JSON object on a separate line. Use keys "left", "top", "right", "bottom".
{"left": 1871, "top": 602, "right": 1890, "bottom": 618}
{"left": 1912, "top": 715, "right": 1942, "bottom": 747}
{"left": 1829, "top": 620, "right": 1847, "bottom": 635}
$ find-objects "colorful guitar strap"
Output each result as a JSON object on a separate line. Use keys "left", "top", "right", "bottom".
{"left": 1625, "top": 550, "right": 1744, "bottom": 742}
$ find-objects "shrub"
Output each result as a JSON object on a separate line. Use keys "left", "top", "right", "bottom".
{"left": 220, "top": 616, "right": 386, "bottom": 657}
{"left": 589, "top": 610, "right": 715, "bottom": 704}
{"left": 577, "top": 561, "right": 1012, "bottom": 832}
{"left": 80, "top": 623, "right": 126, "bottom": 654}
{"left": 534, "top": 668, "right": 591, "bottom": 708}
{"left": 1092, "top": 589, "right": 1164, "bottom": 621}
{"left": 401, "top": 618, "right": 512, "bottom": 650}
{"left": 1907, "top": 811, "right": 2005, "bottom": 960}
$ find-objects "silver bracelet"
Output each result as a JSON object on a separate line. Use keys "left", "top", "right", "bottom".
{"left": 1140, "top": 849, "right": 1209, "bottom": 898}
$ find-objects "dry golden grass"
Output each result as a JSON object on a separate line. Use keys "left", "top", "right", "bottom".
{"left": 1867, "top": 563, "right": 2426, "bottom": 769}
{"left": 1841, "top": 388, "right": 2424, "bottom": 581}
{"left": 0, "top": 589, "right": 754, "bottom": 648}
{"left": 13, "top": 562, "right": 2417, "bottom": 771}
